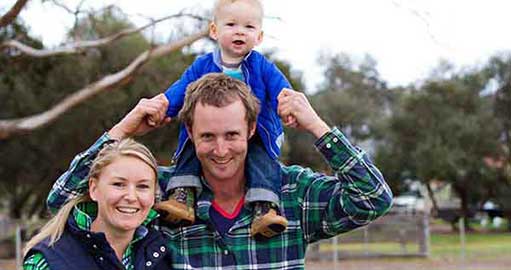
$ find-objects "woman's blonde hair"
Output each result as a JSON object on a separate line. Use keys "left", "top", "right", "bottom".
{"left": 24, "top": 138, "right": 158, "bottom": 255}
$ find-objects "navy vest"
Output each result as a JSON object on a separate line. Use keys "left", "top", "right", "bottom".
{"left": 26, "top": 218, "right": 172, "bottom": 270}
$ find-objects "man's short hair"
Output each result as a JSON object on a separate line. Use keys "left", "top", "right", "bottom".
{"left": 179, "top": 73, "right": 260, "bottom": 129}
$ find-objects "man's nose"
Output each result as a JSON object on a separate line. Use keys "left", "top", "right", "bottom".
{"left": 213, "top": 139, "right": 228, "bottom": 156}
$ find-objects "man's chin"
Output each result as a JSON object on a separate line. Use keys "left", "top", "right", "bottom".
{"left": 205, "top": 167, "right": 236, "bottom": 181}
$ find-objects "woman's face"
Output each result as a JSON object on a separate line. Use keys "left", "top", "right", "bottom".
{"left": 89, "top": 155, "right": 156, "bottom": 234}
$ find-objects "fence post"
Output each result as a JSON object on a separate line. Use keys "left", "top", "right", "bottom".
{"left": 332, "top": 236, "right": 338, "bottom": 268}
{"left": 459, "top": 217, "right": 466, "bottom": 263}
{"left": 363, "top": 226, "right": 369, "bottom": 256}
{"left": 418, "top": 211, "right": 430, "bottom": 256}
{"left": 16, "top": 223, "right": 21, "bottom": 270}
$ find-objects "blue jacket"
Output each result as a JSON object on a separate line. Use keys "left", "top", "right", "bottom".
{"left": 164, "top": 49, "right": 291, "bottom": 159}
{"left": 26, "top": 213, "right": 172, "bottom": 270}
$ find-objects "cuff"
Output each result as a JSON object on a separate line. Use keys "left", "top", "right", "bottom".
{"left": 314, "top": 127, "right": 365, "bottom": 174}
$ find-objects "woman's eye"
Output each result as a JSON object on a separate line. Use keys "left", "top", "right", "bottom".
{"left": 137, "top": 184, "right": 150, "bottom": 189}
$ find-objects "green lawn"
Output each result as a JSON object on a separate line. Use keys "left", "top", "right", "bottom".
{"left": 430, "top": 233, "right": 511, "bottom": 259}
{"left": 319, "top": 232, "right": 511, "bottom": 260}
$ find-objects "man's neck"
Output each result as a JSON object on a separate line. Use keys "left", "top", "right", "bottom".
{"left": 206, "top": 175, "right": 246, "bottom": 213}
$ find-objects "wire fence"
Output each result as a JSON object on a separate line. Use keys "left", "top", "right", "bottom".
{"left": 307, "top": 209, "right": 430, "bottom": 261}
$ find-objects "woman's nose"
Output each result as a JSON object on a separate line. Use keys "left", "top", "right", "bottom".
{"left": 124, "top": 186, "right": 137, "bottom": 201}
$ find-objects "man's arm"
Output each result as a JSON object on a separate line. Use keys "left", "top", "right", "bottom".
{"left": 47, "top": 95, "right": 169, "bottom": 213}
{"left": 277, "top": 89, "right": 393, "bottom": 243}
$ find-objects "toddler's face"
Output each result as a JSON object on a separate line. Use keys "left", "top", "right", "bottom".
{"left": 210, "top": 0, "right": 263, "bottom": 63}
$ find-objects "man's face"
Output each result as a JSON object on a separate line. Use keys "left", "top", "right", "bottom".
{"left": 209, "top": 0, "right": 263, "bottom": 63}
{"left": 187, "top": 99, "right": 256, "bottom": 184}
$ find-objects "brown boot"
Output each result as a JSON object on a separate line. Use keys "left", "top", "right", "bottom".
{"left": 155, "top": 187, "right": 195, "bottom": 227}
{"left": 251, "top": 202, "right": 288, "bottom": 240}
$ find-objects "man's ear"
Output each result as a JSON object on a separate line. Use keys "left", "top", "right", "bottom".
{"left": 185, "top": 125, "right": 194, "bottom": 142}
{"left": 89, "top": 178, "right": 98, "bottom": 202}
{"left": 209, "top": 22, "right": 218, "bottom": 40}
{"left": 248, "top": 122, "right": 256, "bottom": 139}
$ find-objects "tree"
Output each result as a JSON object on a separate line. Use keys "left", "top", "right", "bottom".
{"left": 0, "top": 3, "right": 203, "bottom": 220}
{"left": 0, "top": 1, "right": 208, "bottom": 139}
{"left": 283, "top": 53, "right": 390, "bottom": 171}
{"left": 378, "top": 64, "right": 502, "bottom": 228}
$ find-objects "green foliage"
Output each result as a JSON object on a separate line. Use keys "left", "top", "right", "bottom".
{"left": 376, "top": 63, "right": 503, "bottom": 215}
{"left": 283, "top": 52, "right": 389, "bottom": 171}
{"left": 0, "top": 11, "right": 194, "bottom": 219}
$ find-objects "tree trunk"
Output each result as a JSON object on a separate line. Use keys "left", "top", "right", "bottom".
{"left": 426, "top": 181, "right": 439, "bottom": 215}
{"left": 454, "top": 180, "right": 472, "bottom": 231}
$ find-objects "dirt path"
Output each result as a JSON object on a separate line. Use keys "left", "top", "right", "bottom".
{"left": 3, "top": 257, "right": 510, "bottom": 270}
{"left": 306, "top": 257, "right": 511, "bottom": 270}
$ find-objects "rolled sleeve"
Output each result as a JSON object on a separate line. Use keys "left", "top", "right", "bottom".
{"left": 298, "top": 127, "right": 393, "bottom": 242}
{"left": 46, "top": 133, "right": 115, "bottom": 214}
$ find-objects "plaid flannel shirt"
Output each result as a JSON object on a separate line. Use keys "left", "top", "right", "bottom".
{"left": 47, "top": 127, "right": 393, "bottom": 269}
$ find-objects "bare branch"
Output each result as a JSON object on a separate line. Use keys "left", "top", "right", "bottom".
{"left": 49, "top": 0, "right": 77, "bottom": 15}
{"left": 0, "top": 28, "right": 208, "bottom": 140}
{"left": 0, "top": 0, "right": 30, "bottom": 28}
{"left": 1, "top": 13, "right": 209, "bottom": 58}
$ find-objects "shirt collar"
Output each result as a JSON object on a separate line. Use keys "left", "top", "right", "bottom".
{"left": 72, "top": 201, "right": 159, "bottom": 241}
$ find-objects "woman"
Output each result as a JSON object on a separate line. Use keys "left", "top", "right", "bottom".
{"left": 23, "top": 139, "right": 172, "bottom": 270}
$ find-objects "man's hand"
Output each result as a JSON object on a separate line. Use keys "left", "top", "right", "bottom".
{"left": 108, "top": 94, "right": 171, "bottom": 140}
{"left": 277, "top": 88, "right": 330, "bottom": 139}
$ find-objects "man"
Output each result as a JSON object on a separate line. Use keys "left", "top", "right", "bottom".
{"left": 47, "top": 73, "right": 393, "bottom": 269}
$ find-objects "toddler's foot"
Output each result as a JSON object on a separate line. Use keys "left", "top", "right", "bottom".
{"left": 251, "top": 202, "right": 288, "bottom": 240}
{"left": 155, "top": 187, "right": 195, "bottom": 227}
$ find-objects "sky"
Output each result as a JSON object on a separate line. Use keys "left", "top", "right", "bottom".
{"left": 3, "top": 0, "right": 511, "bottom": 92}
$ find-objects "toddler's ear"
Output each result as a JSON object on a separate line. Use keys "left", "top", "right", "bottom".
{"left": 256, "top": 30, "right": 264, "bottom": 45}
{"left": 209, "top": 22, "right": 218, "bottom": 40}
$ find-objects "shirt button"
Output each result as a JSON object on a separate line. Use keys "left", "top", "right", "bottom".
{"left": 92, "top": 244, "right": 98, "bottom": 249}
{"left": 223, "top": 250, "right": 229, "bottom": 255}
{"left": 98, "top": 257, "right": 104, "bottom": 261}
{"left": 153, "top": 252, "right": 160, "bottom": 258}
{"left": 86, "top": 234, "right": 91, "bottom": 238}
{"left": 333, "top": 137, "right": 339, "bottom": 143}
{"left": 160, "top": 246, "right": 166, "bottom": 252}
{"left": 146, "top": 261, "right": 152, "bottom": 267}
{"left": 326, "top": 143, "right": 331, "bottom": 149}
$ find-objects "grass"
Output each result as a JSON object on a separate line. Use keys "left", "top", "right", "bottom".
{"left": 319, "top": 232, "right": 511, "bottom": 260}
{"left": 430, "top": 233, "right": 511, "bottom": 259}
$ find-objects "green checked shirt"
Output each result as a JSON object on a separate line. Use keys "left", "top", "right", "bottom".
{"left": 24, "top": 202, "right": 159, "bottom": 270}
{"left": 47, "top": 127, "right": 393, "bottom": 269}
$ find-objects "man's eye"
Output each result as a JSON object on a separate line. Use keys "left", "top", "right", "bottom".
{"left": 226, "top": 23, "right": 235, "bottom": 27}
{"left": 246, "top": 25, "right": 255, "bottom": 29}
{"left": 202, "top": 134, "right": 214, "bottom": 140}
{"left": 112, "top": 182, "right": 124, "bottom": 187}
{"left": 226, "top": 133, "right": 239, "bottom": 140}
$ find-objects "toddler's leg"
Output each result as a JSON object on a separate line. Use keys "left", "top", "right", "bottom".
{"left": 246, "top": 137, "right": 288, "bottom": 240}
{"left": 155, "top": 141, "right": 201, "bottom": 227}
